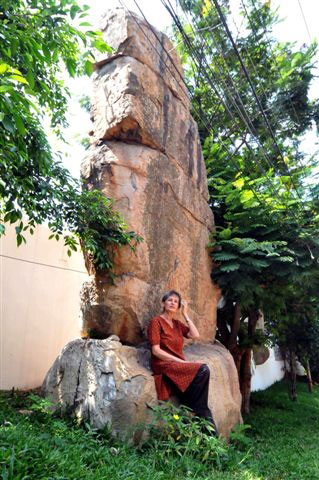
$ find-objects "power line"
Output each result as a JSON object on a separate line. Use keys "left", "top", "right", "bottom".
{"left": 197, "top": 0, "right": 309, "bottom": 195}
{"left": 161, "top": 0, "right": 287, "bottom": 200}
{"left": 210, "top": 0, "right": 303, "bottom": 201}
{"left": 245, "top": 0, "right": 303, "bottom": 128}
{"left": 297, "top": 0, "right": 312, "bottom": 43}
{"left": 119, "top": 0, "right": 270, "bottom": 207}
{"left": 170, "top": 1, "right": 279, "bottom": 171}
{"left": 0, "top": 254, "right": 87, "bottom": 274}
{"left": 117, "top": 0, "right": 309, "bottom": 226}
{"left": 242, "top": 0, "right": 314, "bottom": 185}
{"left": 173, "top": 0, "right": 308, "bottom": 210}
{"left": 168, "top": 1, "right": 317, "bottom": 230}
{"left": 142, "top": 0, "right": 311, "bottom": 218}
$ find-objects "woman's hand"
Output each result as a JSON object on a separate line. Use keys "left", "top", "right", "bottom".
{"left": 181, "top": 299, "right": 188, "bottom": 316}
{"left": 181, "top": 300, "right": 200, "bottom": 340}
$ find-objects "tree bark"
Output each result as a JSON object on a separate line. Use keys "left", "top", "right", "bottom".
{"left": 288, "top": 350, "right": 297, "bottom": 401}
{"left": 305, "top": 359, "right": 313, "bottom": 393}
{"left": 227, "top": 302, "right": 241, "bottom": 351}
{"left": 240, "top": 349, "right": 252, "bottom": 414}
{"left": 239, "top": 309, "right": 260, "bottom": 414}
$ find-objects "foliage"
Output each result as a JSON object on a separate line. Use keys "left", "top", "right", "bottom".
{"left": 0, "top": 392, "right": 244, "bottom": 479}
{"left": 0, "top": 0, "right": 140, "bottom": 271}
{"left": 173, "top": 0, "right": 319, "bottom": 408}
{"left": 143, "top": 403, "right": 230, "bottom": 469}
{"left": 267, "top": 283, "right": 319, "bottom": 393}
{"left": 1, "top": 383, "right": 319, "bottom": 479}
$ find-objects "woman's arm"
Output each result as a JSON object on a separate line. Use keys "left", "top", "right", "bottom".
{"left": 181, "top": 301, "right": 200, "bottom": 340}
{"left": 152, "top": 344, "right": 186, "bottom": 363}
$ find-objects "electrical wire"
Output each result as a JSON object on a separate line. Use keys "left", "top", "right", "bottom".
{"left": 210, "top": 0, "right": 303, "bottom": 201}
{"left": 171, "top": 0, "right": 310, "bottom": 216}
{"left": 244, "top": 0, "right": 303, "bottom": 128}
{"left": 297, "top": 0, "right": 312, "bottom": 43}
{"left": 133, "top": 0, "right": 312, "bottom": 216}
{"left": 161, "top": 0, "right": 287, "bottom": 200}
{"left": 116, "top": 0, "right": 310, "bottom": 226}
{"left": 241, "top": 0, "right": 315, "bottom": 189}
{"left": 118, "top": 0, "right": 269, "bottom": 207}
{"left": 187, "top": 0, "right": 308, "bottom": 197}
{"left": 167, "top": 0, "right": 279, "bottom": 172}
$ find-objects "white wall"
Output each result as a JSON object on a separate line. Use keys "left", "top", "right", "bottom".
{"left": 251, "top": 347, "right": 285, "bottom": 392}
{"left": 0, "top": 224, "right": 89, "bottom": 390}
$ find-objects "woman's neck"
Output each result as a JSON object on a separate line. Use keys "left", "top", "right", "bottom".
{"left": 162, "top": 311, "right": 174, "bottom": 321}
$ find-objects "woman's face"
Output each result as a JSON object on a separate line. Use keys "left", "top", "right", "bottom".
{"left": 163, "top": 295, "right": 180, "bottom": 314}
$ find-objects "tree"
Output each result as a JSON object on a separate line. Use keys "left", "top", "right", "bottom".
{"left": 0, "top": 0, "right": 140, "bottom": 271}
{"left": 267, "top": 279, "right": 319, "bottom": 398}
{"left": 166, "top": 0, "right": 319, "bottom": 411}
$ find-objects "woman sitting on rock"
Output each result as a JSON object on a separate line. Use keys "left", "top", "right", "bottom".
{"left": 148, "top": 289, "right": 217, "bottom": 433}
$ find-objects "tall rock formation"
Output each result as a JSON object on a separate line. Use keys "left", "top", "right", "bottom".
{"left": 81, "top": 8, "right": 220, "bottom": 344}
{"left": 43, "top": 9, "right": 243, "bottom": 440}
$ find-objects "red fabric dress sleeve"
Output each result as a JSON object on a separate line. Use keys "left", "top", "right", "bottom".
{"left": 148, "top": 317, "right": 162, "bottom": 345}
{"left": 175, "top": 319, "right": 190, "bottom": 338}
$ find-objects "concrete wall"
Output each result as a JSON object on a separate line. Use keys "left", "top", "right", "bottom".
{"left": 0, "top": 223, "right": 88, "bottom": 390}
{"left": 251, "top": 347, "right": 285, "bottom": 392}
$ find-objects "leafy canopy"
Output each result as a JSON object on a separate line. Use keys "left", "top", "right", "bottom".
{"left": 0, "top": 0, "right": 140, "bottom": 270}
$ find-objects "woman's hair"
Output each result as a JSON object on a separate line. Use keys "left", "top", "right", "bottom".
{"left": 162, "top": 290, "right": 182, "bottom": 309}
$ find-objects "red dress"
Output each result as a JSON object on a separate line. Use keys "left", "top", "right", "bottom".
{"left": 148, "top": 315, "right": 202, "bottom": 401}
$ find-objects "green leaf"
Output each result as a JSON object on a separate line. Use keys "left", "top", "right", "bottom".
{"left": 13, "top": 114, "right": 26, "bottom": 135}
{"left": 2, "top": 116, "right": 15, "bottom": 133}
{"left": 232, "top": 178, "right": 245, "bottom": 189}
{"left": 0, "top": 85, "right": 14, "bottom": 93}
{"left": 70, "top": 5, "right": 80, "bottom": 19}
{"left": 219, "top": 228, "right": 232, "bottom": 240}
{"left": 213, "top": 252, "right": 239, "bottom": 261}
{"left": 0, "top": 63, "right": 9, "bottom": 74}
{"left": 9, "top": 74, "right": 29, "bottom": 84}
{"left": 66, "top": 58, "right": 76, "bottom": 77}
{"left": 84, "top": 60, "right": 93, "bottom": 76}
{"left": 26, "top": 71, "right": 35, "bottom": 89}
{"left": 240, "top": 190, "right": 254, "bottom": 203}
{"left": 219, "top": 262, "right": 240, "bottom": 272}
{"left": 17, "top": 233, "right": 23, "bottom": 246}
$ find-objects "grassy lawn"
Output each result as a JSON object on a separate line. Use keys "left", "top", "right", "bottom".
{"left": 1, "top": 381, "right": 319, "bottom": 480}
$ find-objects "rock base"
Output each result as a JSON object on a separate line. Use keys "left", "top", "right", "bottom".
{"left": 42, "top": 337, "right": 242, "bottom": 441}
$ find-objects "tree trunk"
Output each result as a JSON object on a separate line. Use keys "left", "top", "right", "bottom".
{"left": 240, "top": 309, "right": 260, "bottom": 414}
{"left": 227, "top": 302, "right": 241, "bottom": 351}
{"left": 226, "top": 302, "right": 242, "bottom": 372}
{"left": 240, "top": 348, "right": 252, "bottom": 414}
{"left": 305, "top": 359, "right": 313, "bottom": 393}
{"left": 288, "top": 350, "right": 297, "bottom": 401}
{"left": 229, "top": 344, "right": 243, "bottom": 376}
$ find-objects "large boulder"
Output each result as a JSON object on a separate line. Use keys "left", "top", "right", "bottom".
{"left": 42, "top": 337, "right": 242, "bottom": 440}
{"left": 42, "top": 336, "right": 157, "bottom": 443}
{"left": 184, "top": 342, "right": 242, "bottom": 438}
{"left": 81, "top": 8, "right": 220, "bottom": 344}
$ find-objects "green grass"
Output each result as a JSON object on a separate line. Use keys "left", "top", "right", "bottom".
{"left": 1, "top": 381, "right": 319, "bottom": 480}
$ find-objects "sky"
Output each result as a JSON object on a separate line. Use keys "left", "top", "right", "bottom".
{"left": 56, "top": 0, "right": 319, "bottom": 178}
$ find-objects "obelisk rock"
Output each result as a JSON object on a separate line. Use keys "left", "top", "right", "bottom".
{"left": 81, "top": 8, "right": 220, "bottom": 344}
